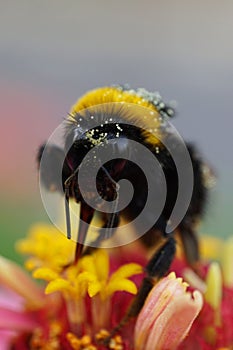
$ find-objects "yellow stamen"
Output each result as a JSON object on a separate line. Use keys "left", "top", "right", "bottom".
{"left": 221, "top": 236, "right": 233, "bottom": 288}
{"left": 200, "top": 235, "right": 223, "bottom": 260}
{"left": 183, "top": 268, "right": 207, "bottom": 293}
{"left": 204, "top": 262, "right": 222, "bottom": 326}
{"left": 204, "top": 262, "right": 222, "bottom": 310}
{"left": 16, "top": 224, "right": 76, "bottom": 272}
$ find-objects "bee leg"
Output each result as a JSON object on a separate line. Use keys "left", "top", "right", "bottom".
{"left": 102, "top": 234, "right": 176, "bottom": 343}
{"left": 178, "top": 143, "right": 208, "bottom": 275}
{"left": 127, "top": 234, "right": 176, "bottom": 318}
{"left": 178, "top": 222, "right": 203, "bottom": 276}
{"left": 75, "top": 201, "right": 95, "bottom": 262}
{"left": 83, "top": 212, "right": 120, "bottom": 255}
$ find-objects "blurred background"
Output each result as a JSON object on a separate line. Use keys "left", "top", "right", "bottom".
{"left": 1, "top": 0, "right": 232, "bottom": 262}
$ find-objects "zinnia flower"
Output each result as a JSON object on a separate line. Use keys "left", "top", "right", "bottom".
{"left": 0, "top": 223, "right": 232, "bottom": 349}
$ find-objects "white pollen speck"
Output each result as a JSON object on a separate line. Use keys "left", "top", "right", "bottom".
{"left": 105, "top": 120, "right": 108, "bottom": 124}
{"left": 150, "top": 111, "right": 155, "bottom": 115}
{"left": 109, "top": 118, "right": 113, "bottom": 122}
{"left": 116, "top": 124, "right": 123, "bottom": 131}
{"left": 77, "top": 124, "right": 80, "bottom": 127}
{"left": 79, "top": 118, "right": 82, "bottom": 121}
{"left": 100, "top": 124, "right": 103, "bottom": 127}
{"left": 91, "top": 115, "right": 94, "bottom": 119}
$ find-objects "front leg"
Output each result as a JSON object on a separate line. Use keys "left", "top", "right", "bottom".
{"left": 124, "top": 235, "right": 176, "bottom": 319}
{"left": 104, "top": 233, "right": 176, "bottom": 341}
{"left": 83, "top": 212, "right": 120, "bottom": 256}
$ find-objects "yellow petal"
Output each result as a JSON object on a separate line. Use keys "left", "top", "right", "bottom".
{"left": 110, "top": 263, "right": 142, "bottom": 281}
{"left": 80, "top": 255, "right": 96, "bottom": 275}
{"left": 106, "top": 278, "right": 138, "bottom": 296}
{"left": 33, "top": 268, "right": 59, "bottom": 281}
{"left": 94, "top": 249, "right": 109, "bottom": 281}
{"left": 75, "top": 271, "right": 97, "bottom": 297}
{"left": 45, "top": 278, "right": 71, "bottom": 294}
{"left": 77, "top": 271, "right": 97, "bottom": 283}
{"left": 87, "top": 281, "right": 102, "bottom": 297}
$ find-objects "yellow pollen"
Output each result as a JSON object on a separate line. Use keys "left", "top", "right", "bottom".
{"left": 95, "top": 329, "right": 110, "bottom": 341}
{"left": 30, "top": 328, "right": 45, "bottom": 349}
{"left": 66, "top": 333, "right": 81, "bottom": 349}
{"left": 81, "top": 334, "right": 92, "bottom": 346}
{"left": 95, "top": 330, "right": 123, "bottom": 350}
{"left": 66, "top": 332, "right": 97, "bottom": 350}
{"left": 109, "top": 335, "right": 124, "bottom": 350}
{"left": 29, "top": 322, "right": 64, "bottom": 350}
{"left": 69, "top": 87, "right": 162, "bottom": 146}
{"left": 49, "top": 321, "right": 62, "bottom": 337}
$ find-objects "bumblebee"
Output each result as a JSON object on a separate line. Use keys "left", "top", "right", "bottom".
{"left": 38, "top": 85, "right": 208, "bottom": 329}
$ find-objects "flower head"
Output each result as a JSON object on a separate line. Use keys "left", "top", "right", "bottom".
{"left": 1, "top": 225, "right": 233, "bottom": 349}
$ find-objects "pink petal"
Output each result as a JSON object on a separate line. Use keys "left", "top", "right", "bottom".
{"left": 135, "top": 273, "right": 203, "bottom": 350}
{"left": 0, "top": 256, "right": 44, "bottom": 307}
{"left": 0, "top": 330, "right": 17, "bottom": 350}
{"left": 145, "top": 291, "right": 203, "bottom": 350}
{"left": 0, "top": 307, "right": 38, "bottom": 331}
{"left": 0, "top": 287, "right": 24, "bottom": 311}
